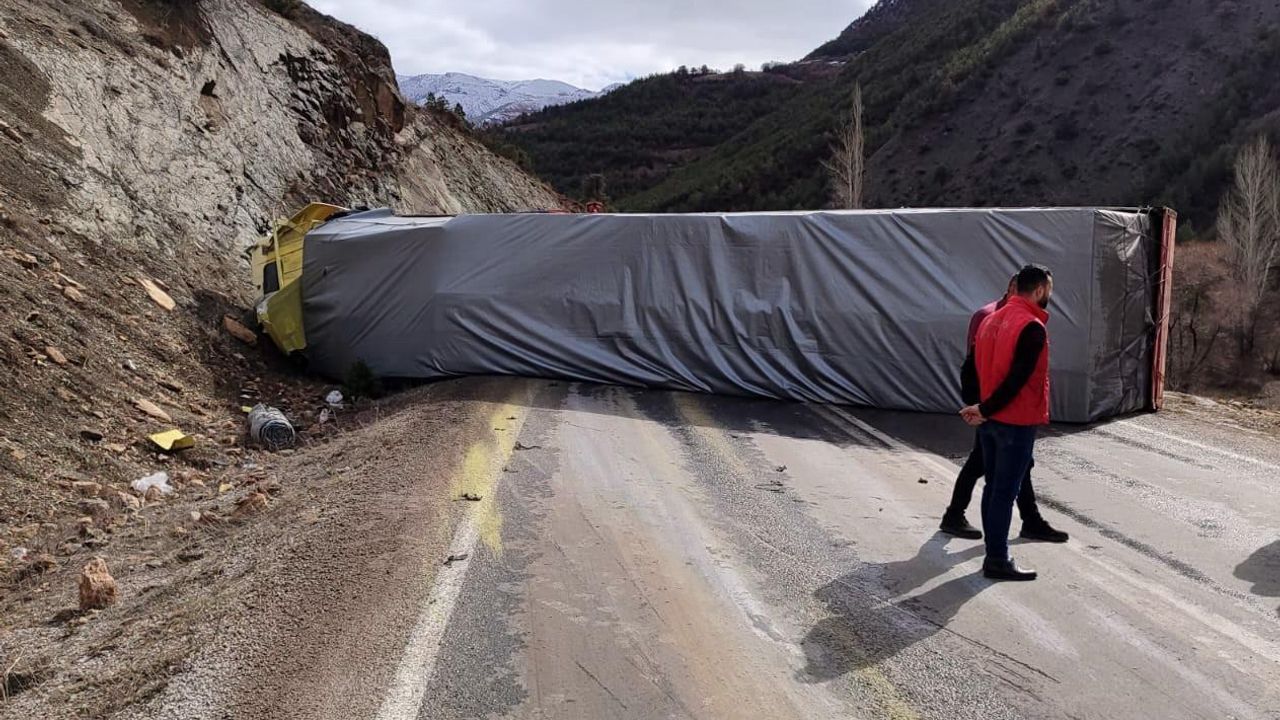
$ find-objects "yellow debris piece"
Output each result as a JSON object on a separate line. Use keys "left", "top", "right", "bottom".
{"left": 149, "top": 429, "right": 195, "bottom": 452}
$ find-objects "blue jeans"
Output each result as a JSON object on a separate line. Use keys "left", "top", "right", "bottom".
{"left": 978, "top": 421, "right": 1039, "bottom": 563}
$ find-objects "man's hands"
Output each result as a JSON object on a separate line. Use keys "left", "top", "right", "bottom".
{"left": 960, "top": 404, "right": 986, "bottom": 427}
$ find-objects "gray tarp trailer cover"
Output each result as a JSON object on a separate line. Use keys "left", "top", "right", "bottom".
{"left": 300, "top": 207, "right": 1171, "bottom": 423}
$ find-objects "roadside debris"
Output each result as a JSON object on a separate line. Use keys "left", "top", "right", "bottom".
{"left": 325, "top": 390, "right": 344, "bottom": 407}
{"left": 756, "top": 480, "right": 785, "bottom": 493}
{"left": 138, "top": 276, "right": 176, "bottom": 311}
{"left": 132, "top": 471, "right": 173, "bottom": 496}
{"left": 918, "top": 478, "right": 929, "bottom": 484}
{"left": 457, "top": 493, "right": 483, "bottom": 502}
{"left": 444, "top": 553, "right": 469, "bottom": 566}
{"left": 774, "top": 465, "right": 787, "bottom": 472}
{"left": 149, "top": 429, "right": 195, "bottom": 452}
{"left": 247, "top": 404, "right": 295, "bottom": 450}
{"left": 78, "top": 557, "right": 118, "bottom": 611}
{"left": 514, "top": 442, "right": 541, "bottom": 451}
{"left": 222, "top": 315, "right": 258, "bottom": 345}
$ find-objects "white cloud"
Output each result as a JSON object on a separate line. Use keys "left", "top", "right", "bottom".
{"left": 308, "top": 0, "right": 872, "bottom": 90}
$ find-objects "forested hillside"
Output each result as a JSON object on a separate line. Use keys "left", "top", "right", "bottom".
{"left": 499, "top": 0, "right": 1280, "bottom": 235}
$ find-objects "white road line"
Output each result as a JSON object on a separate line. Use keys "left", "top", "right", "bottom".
{"left": 374, "top": 508, "right": 483, "bottom": 720}
{"left": 1112, "top": 419, "right": 1280, "bottom": 472}
{"left": 375, "top": 400, "right": 529, "bottom": 720}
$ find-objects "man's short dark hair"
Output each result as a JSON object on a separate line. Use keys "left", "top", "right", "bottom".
{"left": 1016, "top": 264, "right": 1052, "bottom": 294}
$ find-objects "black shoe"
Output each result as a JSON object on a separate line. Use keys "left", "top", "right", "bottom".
{"left": 983, "top": 558, "right": 1038, "bottom": 581}
{"left": 940, "top": 512, "right": 983, "bottom": 539}
{"left": 1020, "top": 521, "right": 1069, "bottom": 543}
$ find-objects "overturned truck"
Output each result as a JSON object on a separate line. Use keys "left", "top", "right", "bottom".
{"left": 252, "top": 206, "right": 1176, "bottom": 423}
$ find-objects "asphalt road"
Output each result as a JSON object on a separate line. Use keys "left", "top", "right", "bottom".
{"left": 369, "top": 378, "right": 1279, "bottom": 720}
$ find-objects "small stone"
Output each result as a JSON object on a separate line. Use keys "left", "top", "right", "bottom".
{"left": 10, "top": 448, "right": 27, "bottom": 461}
{"left": 45, "top": 346, "right": 68, "bottom": 365}
{"left": 233, "top": 492, "right": 269, "bottom": 517}
{"left": 189, "top": 511, "right": 202, "bottom": 523}
{"left": 63, "top": 285, "right": 85, "bottom": 303}
{"left": 222, "top": 315, "right": 257, "bottom": 345}
{"left": 134, "top": 398, "right": 172, "bottom": 422}
{"left": 78, "top": 498, "right": 110, "bottom": 514}
{"left": 144, "top": 486, "right": 164, "bottom": 502}
{"left": 123, "top": 359, "right": 138, "bottom": 373}
{"left": 158, "top": 377, "right": 184, "bottom": 393}
{"left": 103, "top": 443, "right": 128, "bottom": 454}
{"left": 72, "top": 480, "right": 102, "bottom": 496}
{"left": 113, "top": 492, "right": 141, "bottom": 511}
{"left": 78, "top": 557, "right": 118, "bottom": 611}
{"left": 8, "top": 250, "right": 38, "bottom": 268}
{"left": 14, "top": 553, "right": 57, "bottom": 581}
{"left": 138, "top": 277, "right": 175, "bottom": 311}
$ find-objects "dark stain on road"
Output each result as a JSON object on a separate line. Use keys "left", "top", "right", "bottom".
{"left": 1234, "top": 540, "right": 1280, "bottom": 603}
{"left": 798, "top": 535, "right": 988, "bottom": 682}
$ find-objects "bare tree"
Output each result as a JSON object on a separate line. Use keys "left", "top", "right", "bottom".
{"left": 824, "top": 83, "right": 865, "bottom": 209}
{"left": 1217, "top": 135, "right": 1280, "bottom": 353}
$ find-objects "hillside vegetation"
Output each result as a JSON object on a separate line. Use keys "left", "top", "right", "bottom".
{"left": 500, "top": 0, "right": 1280, "bottom": 233}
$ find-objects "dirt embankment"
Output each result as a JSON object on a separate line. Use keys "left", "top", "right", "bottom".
{"left": 0, "top": 0, "right": 560, "bottom": 713}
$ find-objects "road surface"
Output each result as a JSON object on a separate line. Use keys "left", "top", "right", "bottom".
{"left": 258, "top": 378, "right": 1280, "bottom": 720}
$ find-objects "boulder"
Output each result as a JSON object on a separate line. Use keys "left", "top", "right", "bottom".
{"left": 78, "top": 557, "right": 118, "bottom": 610}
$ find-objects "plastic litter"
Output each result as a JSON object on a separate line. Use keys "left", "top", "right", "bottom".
{"left": 149, "top": 429, "right": 195, "bottom": 452}
{"left": 325, "top": 390, "right": 344, "bottom": 407}
{"left": 132, "top": 471, "right": 173, "bottom": 496}
{"left": 247, "top": 404, "right": 296, "bottom": 450}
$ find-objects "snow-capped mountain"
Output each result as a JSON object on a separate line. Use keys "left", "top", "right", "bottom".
{"left": 397, "top": 72, "right": 622, "bottom": 125}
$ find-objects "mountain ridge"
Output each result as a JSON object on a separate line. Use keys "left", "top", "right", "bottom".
{"left": 397, "top": 71, "right": 621, "bottom": 125}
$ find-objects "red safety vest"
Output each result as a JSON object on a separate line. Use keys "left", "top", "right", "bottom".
{"left": 974, "top": 295, "right": 1050, "bottom": 426}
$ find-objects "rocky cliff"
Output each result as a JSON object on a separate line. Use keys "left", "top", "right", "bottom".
{"left": 0, "top": 0, "right": 559, "bottom": 255}
{"left": 0, "top": 0, "right": 561, "bottom": 662}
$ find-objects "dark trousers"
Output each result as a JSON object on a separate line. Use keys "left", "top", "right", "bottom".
{"left": 946, "top": 430, "right": 1042, "bottom": 523}
{"left": 977, "top": 421, "right": 1039, "bottom": 562}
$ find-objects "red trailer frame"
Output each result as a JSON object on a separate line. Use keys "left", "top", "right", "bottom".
{"left": 1150, "top": 208, "right": 1178, "bottom": 411}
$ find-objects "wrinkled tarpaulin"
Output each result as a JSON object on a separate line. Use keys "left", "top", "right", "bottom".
{"left": 300, "top": 207, "right": 1168, "bottom": 422}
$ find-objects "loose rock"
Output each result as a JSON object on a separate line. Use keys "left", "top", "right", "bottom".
{"left": 134, "top": 398, "right": 172, "bottom": 422}
{"left": 78, "top": 557, "right": 118, "bottom": 611}
{"left": 223, "top": 315, "right": 258, "bottom": 345}
{"left": 138, "top": 277, "right": 176, "bottom": 311}
{"left": 45, "top": 346, "right": 68, "bottom": 365}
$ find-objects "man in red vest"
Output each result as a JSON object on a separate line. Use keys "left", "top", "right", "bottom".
{"left": 961, "top": 264, "right": 1054, "bottom": 581}
{"left": 942, "top": 275, "right": 1068, "bottom": 545}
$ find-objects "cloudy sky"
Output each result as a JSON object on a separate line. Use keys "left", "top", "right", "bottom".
{"left": 309, "top": 0, "right": 873, "bottom": 90}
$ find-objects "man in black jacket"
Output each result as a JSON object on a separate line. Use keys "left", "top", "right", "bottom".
{"left": 940, "top": 275, "right": 1068, "bottom": 544}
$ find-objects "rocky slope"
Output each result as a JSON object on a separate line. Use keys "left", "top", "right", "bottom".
{"left": 0, "top": 2, "right": 559, "bottom": 714}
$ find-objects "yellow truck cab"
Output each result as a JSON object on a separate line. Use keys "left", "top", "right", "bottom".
{"left": 247, "top": 202, "right": 346, "bottom": 354}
